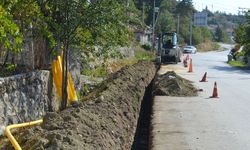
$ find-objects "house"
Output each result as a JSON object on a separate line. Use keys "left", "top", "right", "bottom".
{"left": 134, "top": 27, "right": 152, "bottom": 46}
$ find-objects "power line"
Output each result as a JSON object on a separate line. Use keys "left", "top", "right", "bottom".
{"left": 193, "top": 1, "right": 246, "bottom": 14}
{"left": 238, "top": 7, "right": 250, "bottom": 15}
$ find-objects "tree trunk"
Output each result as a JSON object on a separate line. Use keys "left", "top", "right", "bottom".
{"left": 3, "top": 50, "right": 9, "bottom": 66}
{"left": 11, "top": 52, "right": 15, "bottom": 64}
{"left": 61, "top": 0, "right": 69, "bottom": 110}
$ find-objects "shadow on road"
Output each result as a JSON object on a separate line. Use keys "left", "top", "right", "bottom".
{"left": 211, "top": 65, "right": 250, "bottom": 74}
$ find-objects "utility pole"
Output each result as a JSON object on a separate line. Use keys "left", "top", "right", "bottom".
{"left": 152, "top": 0, "right": 156, "bottom": 50}
{"left": 142, "top": 2, "right": 145, "bottom": 24}
{"left": 30, "top": 23, "right": 34, "bottom": 70}
{"left": 238, "top": 7, "right": 249, "bottom": 15}
{"left": 189, "top": 17, "right": 192, "bottom": 45}
{"left": 177, "top": 14, "right": 180, "bottom": 35}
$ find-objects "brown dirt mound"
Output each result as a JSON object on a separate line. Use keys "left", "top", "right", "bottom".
{"left": 153, "top": 71, "right": 198, "bottom": 96}
{"left": 0, "top": 61, "right": 156, "bottom": 150}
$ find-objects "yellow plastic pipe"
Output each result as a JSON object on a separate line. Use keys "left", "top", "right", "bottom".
{"left": 52, "top": 55, "right": 78, "bottom": 102}
{"left": 5, "top": 119, "right": 43, "bottom": 150}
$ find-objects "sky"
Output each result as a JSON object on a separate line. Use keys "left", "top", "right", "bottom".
{"left": 192, "top": 0, "right": 250, "bottom": 15}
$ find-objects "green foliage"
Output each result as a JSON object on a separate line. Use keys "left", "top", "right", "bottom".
{"left": 234, "top": 25, "right": 246, "bottom": 44}
{"left": 233, "top": 11, "right": 250, "bottom": 57}
{"left": 82, "top": 84, "right": 90, "bottom": 96}
{"left": 160, "top": 0, "right": 177, "bottom": 13}
{"left": 235, "top": 50, "right": 246, "bottom": 58}
{"left": 155, "top": 10, "right": 175, "bottom": 34}
{"left": 214, "top": 26, "right": 229, "bottom": 43}
{"left": 82, "top": 66, "right": 108, "bottom": 78}
{"left": 126, "top": 0, "right": 145, "bottom": 28}
{"left": 0, "top": 0, "right": 58, "bottom": 62}
{"left": 228, "top": 60, "right": 247, "bottom": 68}
{"left": 84, "top": 1, "right": 129, "bottom": 47}
{"left": 6, "top": 64, "right": 15, "bottom": 72}
{"left": 71, "top": 0, "right": 130, "bottom": 61}
{"left": 243, "top": 44, "right": 250, "bottom": 55}
{"left": 192, "top": 26, "right": 212, "bottom": 45}
{"left": 141, "top": 44, "right": 152, "bottom": 51}
{"left": 37, "top": 0, "right": 87, "bottom": 47}
{"left": 176, "top": 0, "right": 195, "bottom": 17}
{"left": 212, "top": 42, "right": 220, "bottom": 50}
{"left": 0, "top": 5, "right": 23, "bottom": 53}
{"left": 179, "top": 16, "right": 191, "bottom": 44}
{"left": 135, "top": 50, "right": 155, "bottom": 61}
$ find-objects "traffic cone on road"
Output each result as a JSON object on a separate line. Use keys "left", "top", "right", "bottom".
{"left": 210, "top": 82, "right": 219, "bottom": 98}
{"left": 200, "top": 72, "right": 207, "bottom": 82}
{"left": 188, "top": 58, "right": 193, "bottom": 72}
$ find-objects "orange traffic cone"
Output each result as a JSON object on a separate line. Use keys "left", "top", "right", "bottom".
{"left": 200, "top": 72, "right": 207, "bottom": 82}
{"left": 210, "top": 82, "right": 219, "bottom": 98}
{"left": 188, "top": 58, "right": 193, "bottom": 72}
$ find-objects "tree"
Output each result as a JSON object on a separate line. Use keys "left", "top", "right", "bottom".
{"left": 176, "top": 0, "right": 195, "bottom": 17}
{"left": 236, "top": 10, "right": 250, "bottom": 56}
{"left": 79, "top": 0, "right": 129, "bottom": 59}
{"left": 0, "top": 5, "right": 23, "bottom": 65}
{"left": 38, "top": 0, "right": 87, "bottom": 109}
{"left": 1, "top": 0, "right": 56, "bottom": 67}
{"left": 36, "top": 0, "right": 129, "bottom": 109}
{"left": 234, "top": 24, "right": 246, "bottom": 44}
{"left": 155, "top": 10, "right": 175, "bottom": 34}
{"left": 214, "top": 25, "right": 229, "bottom": 43}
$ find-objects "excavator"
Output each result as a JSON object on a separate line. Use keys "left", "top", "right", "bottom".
{"left": 156, "top": 32, "right": 181, "bottom": 64}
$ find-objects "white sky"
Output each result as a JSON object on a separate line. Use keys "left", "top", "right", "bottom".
{"left": 192, "top": 0, "right": 250, "bottom": 14}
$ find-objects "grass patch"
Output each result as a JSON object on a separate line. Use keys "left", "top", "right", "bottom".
{"left": 82, "top": 49, "right": 155, "bottom": 79}
{"left": 212, "top": 42, "right": 220, "bottom": 50}
{"left": 228, "top": 61, "right": 247, "bottom": 68}
{"left": 135, "top": 50, "right": 155, "bottom": 61}
{"left": 196, "top": 41, "right": 221, "bottom": 52}
{"left": 82, "top": 66, "right": 108, "bottom": 78}
{"left": 107, "top": 50, "right": 155, "bottom": 74}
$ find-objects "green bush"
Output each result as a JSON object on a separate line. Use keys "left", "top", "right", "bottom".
{"left": 6, "top": 64, "right": 16, "bottom": 72}
{"left": 141, "top": 44, "right": 152, "bottom": 51}
{"left": 82, "top": 66, "right": 108, "bottom": 78}
{"left": 212, "top": 42, "right": 220, "bottom": 50}
{"left": 235, "top": 51, "right": 245, "bottom": 58}
{"left": 82, "top": 84, "right": 90, "bottom": 96}
{"left": 135, "top": 50, "right": 155, "bottom": 61}
{"left": 228, "top": 61, "right": 247, "bottom": 68}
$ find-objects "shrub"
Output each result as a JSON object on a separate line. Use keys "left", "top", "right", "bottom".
{"left": 141, "top": 44, "right": 152, "bottom": 51}
{"left": 135, "top": 50, "right": 155, "bottom": 61}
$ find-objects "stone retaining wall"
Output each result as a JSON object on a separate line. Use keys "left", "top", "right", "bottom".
{"left": 0, "top": 71, "right": 52, "bottom": 126}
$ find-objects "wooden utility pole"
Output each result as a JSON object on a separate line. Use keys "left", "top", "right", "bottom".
{"left": 189, "top": 17, "right": 192, "bottom": 45}
{"left": 142, "top": 2, "right": 145, "bottom": 24}
{"left": 152, "top": 0, "right": 156, "bottom": 50}
{"left": 177, "top": 14, "right": 180, "bottom": 35}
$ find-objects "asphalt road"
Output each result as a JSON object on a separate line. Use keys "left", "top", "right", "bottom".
{"left": 151, "top": 46, "right": 250, "bottom": 150}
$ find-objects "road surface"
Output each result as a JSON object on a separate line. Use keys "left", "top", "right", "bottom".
{"left": 151, "top": 47, "right": 250, "bottom": 150}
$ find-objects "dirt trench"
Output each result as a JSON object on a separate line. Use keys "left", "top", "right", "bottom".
{"left": 0, "top": 62, "right": 199, "bottom": 150}
{"left": 0, "top": 61, "right": 157, "bottom": 150}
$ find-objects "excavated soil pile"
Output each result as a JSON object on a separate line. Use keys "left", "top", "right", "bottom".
{"left": 0, "top": 61, "right": 156, "bottom": 150}
{"left": 153, "top": 71, "right": 198, "bottom": 96}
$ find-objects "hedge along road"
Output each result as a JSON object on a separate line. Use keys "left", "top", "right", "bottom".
{"left": 151, "top": 48, "right": 250, "bottom": 150}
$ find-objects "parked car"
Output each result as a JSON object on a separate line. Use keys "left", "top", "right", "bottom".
{"left": 183, "top": 45, "right": 197, "bottom": 54}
